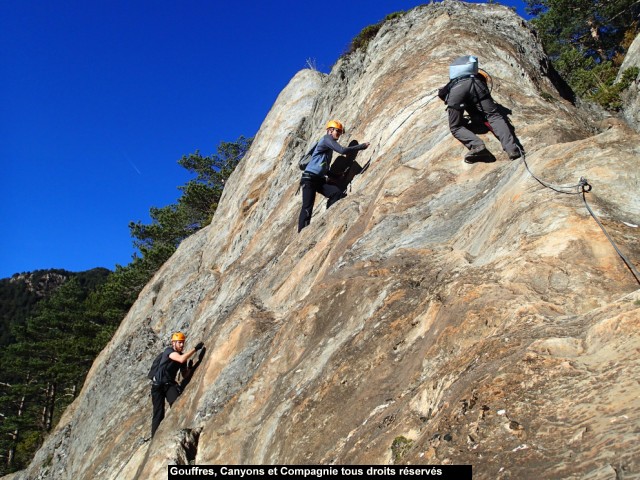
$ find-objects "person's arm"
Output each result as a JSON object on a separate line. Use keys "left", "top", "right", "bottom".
{"left": 169, "top": 349, "right": 195, "bottom": 364}
{"left": 325, "top": 136, "right": 369, "bottom": 155}
{"left": 169, "top": 342, "right": 204, "bottom": 364}
{"left": 180, "top": 361, "right": 193, "bottom": 381}
{"left": 180, "top": 347, "right": 206, "bottom": 383}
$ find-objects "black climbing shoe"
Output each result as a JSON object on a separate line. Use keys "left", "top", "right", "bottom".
{"left": 464, "top": 146, "right": 491, "bottom": 164}
{"left": 507, "top": 149, "right": 521, "bottom": 160}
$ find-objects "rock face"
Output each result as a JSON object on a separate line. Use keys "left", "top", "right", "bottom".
{"left": 10, "top": 2, "right": 640, "bottom": 479}
{"left": 618, "top": 33, "right": 640, "bottom": 132}
{"left": 8, "top": 271, "right": 68, "bottom": 297}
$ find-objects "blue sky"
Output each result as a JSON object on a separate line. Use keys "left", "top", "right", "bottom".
{"left": 0, "top": 1, "right": 529, "bottom": 279}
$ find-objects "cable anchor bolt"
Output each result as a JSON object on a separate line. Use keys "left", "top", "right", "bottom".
{"left": 579, "top": 176, "right": 592, "bottom": 192}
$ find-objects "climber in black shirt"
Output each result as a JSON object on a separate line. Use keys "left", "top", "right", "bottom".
{"left": 150, "top": 331, "right": 204, "bottom": 437}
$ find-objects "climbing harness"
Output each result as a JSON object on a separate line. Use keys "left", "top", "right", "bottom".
{"left": 517, "top": 147, "right": 640, "bottom": 285}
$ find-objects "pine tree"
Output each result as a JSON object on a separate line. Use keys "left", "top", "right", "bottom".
{"left": 526, "top": 0, "right": 640, "bottom": 109}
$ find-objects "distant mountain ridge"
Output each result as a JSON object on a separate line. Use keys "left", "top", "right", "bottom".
{"left": 0, "top": 268, "right": 109, "bottom": 347}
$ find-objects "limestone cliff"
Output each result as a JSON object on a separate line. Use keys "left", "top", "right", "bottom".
{"left": 10, "top": 2, "right": 640, "bottom": 479}
{"left": 618, "top": 32, "right": 640, "bottom": 132}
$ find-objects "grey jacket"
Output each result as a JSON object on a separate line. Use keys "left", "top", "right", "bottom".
{"left": 304, "top": 134, "right": 367, "bottom": 177}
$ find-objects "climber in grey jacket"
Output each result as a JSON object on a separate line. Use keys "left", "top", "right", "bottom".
{"left": 441, "top": 55, "right": 521, "bottom": 163}
{"left": 298, "top": 120, "right": 369, "bottom": 232}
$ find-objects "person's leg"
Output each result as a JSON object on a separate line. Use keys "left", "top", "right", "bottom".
{"left": 166, "top": 384, "right": 181, "bottom": 407}
{"left": 478, "top": 96, "right": 519, "bottom": 157}
{"left": 469, "top": 79, "right": 519, "bottom": 158}
{"left": 321, "top": 182, "right": 346, "bottom": 209}
{"left": 447, "top": 79, "right": 485, "bottom": 151}
{"left": 298, "top": 180, "right": 317, "bottom": 232}
{"left": 448, "top": 108, "right": 485, "bottom": 150}
{"left": 151, "top": 385, "right": 166, "bottom": 437}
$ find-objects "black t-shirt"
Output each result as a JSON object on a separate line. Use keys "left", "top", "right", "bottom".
{"left": 158, "top": 346, "right": 185, "bottom": 384}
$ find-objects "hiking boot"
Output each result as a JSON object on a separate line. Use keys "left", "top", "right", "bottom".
{"left": 507, "top": 149, "right": 521, "bottom": 160}
{"left": 464, "top": 145, "right": 490, "bottom": 164}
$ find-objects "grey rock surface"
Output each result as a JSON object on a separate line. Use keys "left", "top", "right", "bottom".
{"left": 618, "top": 33, "right": 640, "bottom": 132}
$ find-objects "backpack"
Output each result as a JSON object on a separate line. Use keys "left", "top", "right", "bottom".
{"left": 437, "top": 83, "right": 451, "bottom": 102}
{"left": 449, "top": 55, "right": 478, "bottom": 80}
{"left": 147, "top": 348, "right": 171, "bottom": 383}
{"left": 298, "top": 141, "right": 318, "bottom": 171}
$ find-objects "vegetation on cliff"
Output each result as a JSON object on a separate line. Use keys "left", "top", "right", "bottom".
{"left": 526, "top": 0, "right": 639, "bottom": 109}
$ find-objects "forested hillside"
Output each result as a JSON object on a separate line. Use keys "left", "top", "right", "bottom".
{"left": 0, "top": 137, "right": 251, "bottom": 475}
{"left": 0, "top": 268, "right": 110, "bottom": 472}
{"left": 0, "top": 270, "right": 68, "bottom": 347}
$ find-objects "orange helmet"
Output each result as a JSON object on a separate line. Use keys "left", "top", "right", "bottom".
{"left": 326, "top": 120, "right": 344, "bottom": 133}
{"left": 171, "top": 332, "right": 186, "bottom": 342}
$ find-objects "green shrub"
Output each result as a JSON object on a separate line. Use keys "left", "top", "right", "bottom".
{"left": 589, "top": 65, "right": 639, "bottom": 110}
{"left": 344, "top": 11, "right": 407, "bottom": 57}
{"left": 554, "top": 46, "right": 639, "bottom": 110}
{"left": 391, "top": 435, "right": 413, "bottom": 463}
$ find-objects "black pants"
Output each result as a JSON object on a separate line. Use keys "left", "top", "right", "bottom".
{"left": 151, "top": 383, "right": 181, "bottom": 437}
{"left": 446, "top": 77, "right": 517, "bottom": 154}
{"left": 298, "top": 174, "right": 345, "bottom": 232}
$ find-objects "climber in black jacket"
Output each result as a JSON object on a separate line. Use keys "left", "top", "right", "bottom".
{"left": 150, "top": 331, "right": 204, "bottom": 437}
